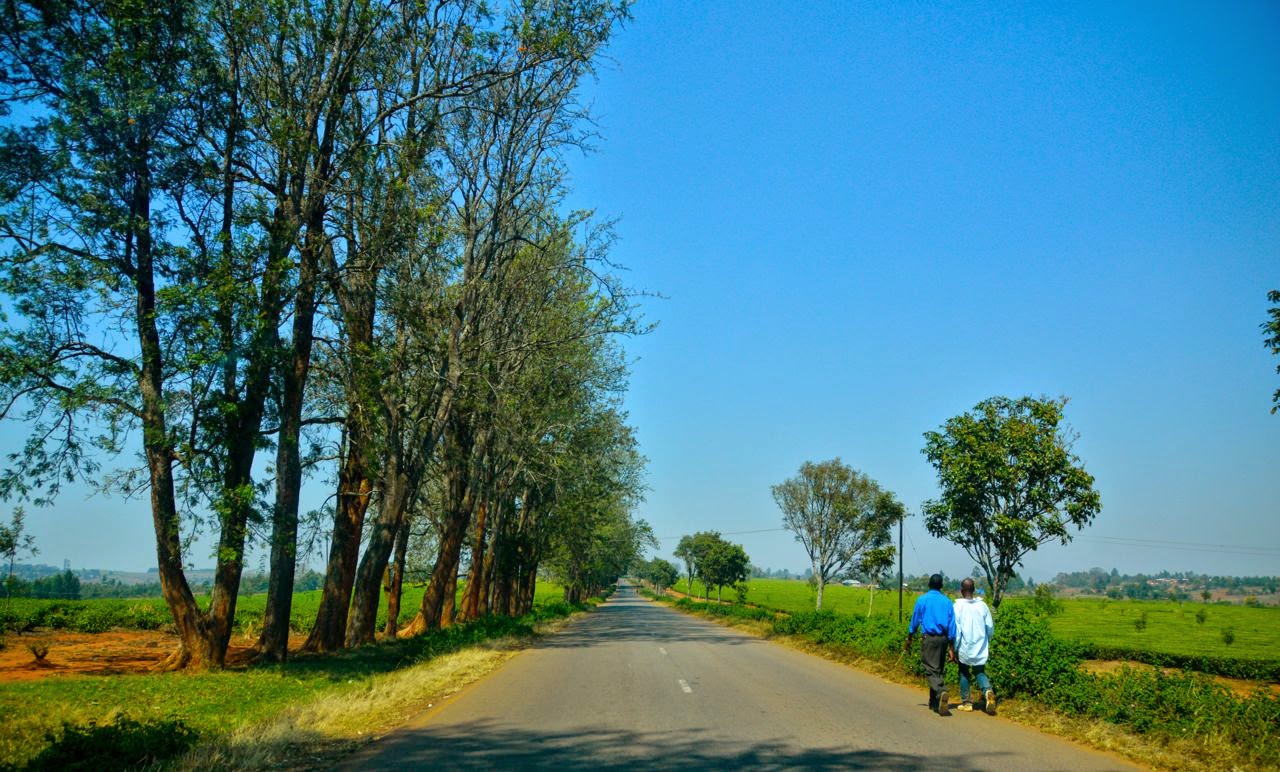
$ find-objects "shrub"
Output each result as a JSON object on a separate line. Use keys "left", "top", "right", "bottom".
{"left": 1133, "top": 611, "right": 1148, "bottom": 631}
{"left": 1194, "top": 607, "right": 1207, "bottom": 625}
{"left": 986, "top": 604, "right": 1084, "bottom": 699}
{"left": 1030, "top": 584, "right": 1064, "bottom": 616}
{"left": 1222, "top": 627, "right": 1235, "bottom": 645}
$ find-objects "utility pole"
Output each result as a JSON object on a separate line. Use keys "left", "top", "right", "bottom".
{"left": 898, "top": 512, "right": 904, "bottom": 623}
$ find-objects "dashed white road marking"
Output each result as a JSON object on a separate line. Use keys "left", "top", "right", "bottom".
{"left": 678, "top": 679, "right": 693, "bottom": 694}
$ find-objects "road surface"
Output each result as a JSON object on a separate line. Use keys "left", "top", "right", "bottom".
{"left": 340, "top": 583, "right": 1136, "bottom": 770}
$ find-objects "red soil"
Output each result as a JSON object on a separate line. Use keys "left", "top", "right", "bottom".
{"left": 0, "top": 629, "right": 305, "bottom": 681}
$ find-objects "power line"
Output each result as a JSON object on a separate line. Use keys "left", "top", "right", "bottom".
{"left": 1077, "top": 536, "right": 1280, "bottom": 558}
{"left": 653, "top": 527, "right": 789, "bottom": 540}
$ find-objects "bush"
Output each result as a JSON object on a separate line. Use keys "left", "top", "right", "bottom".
{"left": 986, "top": 604, "right": 1085, "bottom": 700}
{"left": 1195, "top": 607, "right": 1207, "bottom": 624}
{"left": 1133, "top": 611, "right": 1148, "bottom": 631}
{"left": 1222, "top": 627, "right": 1235, "bottom": 645}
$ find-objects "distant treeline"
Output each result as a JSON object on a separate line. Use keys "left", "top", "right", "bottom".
{"left": 1052, "top": 567, "right": 1278, "bottom": 599}
{"left": 2, "top": 569, "right": 329, "bottom": 600}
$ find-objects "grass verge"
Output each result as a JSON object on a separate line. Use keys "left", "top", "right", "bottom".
{"left": 0, "top": 595, "right": 596, "bottom": 770}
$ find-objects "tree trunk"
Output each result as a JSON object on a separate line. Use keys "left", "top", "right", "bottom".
{"left": 457, "top": 501, "right": 489, "bottom": 621}
{"left": 304, "top": 434, "right": 373, "bottom": 652}
{"left": 402, "top": 459, "right": 473, "bottom": 635}
{"left": 257, "top": 222, "right": 320, "bottom": 662}
{"left": 383, "top": 518, "right": 411, "bottom": 638}
{"left": 347, "top": 462, "right": 412, "bottom": 646}
{"left": 132, "top": 176, "right": 216, "bottom": 669}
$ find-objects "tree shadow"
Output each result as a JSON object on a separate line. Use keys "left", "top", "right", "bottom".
{"left": 338, "top": 718, "right": 1017, "bottom": 770}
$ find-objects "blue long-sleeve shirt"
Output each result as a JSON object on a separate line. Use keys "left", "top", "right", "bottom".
{"left": 908, "top": 589, "right": 957, "bottom": 640}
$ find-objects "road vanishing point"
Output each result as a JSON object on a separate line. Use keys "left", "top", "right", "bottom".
{"left": 341, "top": 583, "right": 1137, "bottom": 770}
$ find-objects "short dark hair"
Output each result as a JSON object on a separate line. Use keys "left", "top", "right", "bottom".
{"left": 960, "top": 578, "right": 975, "bottom": 595}
{"left": 928, "top": 573, "right": 943, "bottom": 590}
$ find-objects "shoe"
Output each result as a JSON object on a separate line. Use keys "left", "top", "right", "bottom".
{"left": 956, "top": 702, "right": 974, "bottom": 712}
{"left": 984, "top": 689, "right": 997, "bottom": 715}
{"left": 937, "top": 690, "right": 951, "bottom": 716}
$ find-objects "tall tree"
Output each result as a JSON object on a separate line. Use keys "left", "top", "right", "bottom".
{"left": 921, "top": 395, "right": 1101, "bottom": 609}
{"left": 772, "top": 459, "right": 898, "bottom": 610}
{"left": 0, "top": 0, "right": 273, "bottom": 668}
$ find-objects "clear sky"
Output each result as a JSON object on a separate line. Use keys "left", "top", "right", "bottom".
{"left": 565, "top": 0, "right": 1280, "bottom": 581}
{"left": 6, "top": 1, "right": 1279, "bottom": 581}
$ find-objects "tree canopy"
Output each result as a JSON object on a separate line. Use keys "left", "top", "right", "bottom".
{"left": 771, "top": 459, "right": 899, "bottom": 610}
{"left": 921, "top": 395, "right": 1101, "bottom": 608}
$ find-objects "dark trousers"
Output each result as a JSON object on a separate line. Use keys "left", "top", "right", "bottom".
{"left": 920, "top": 634, "right": 948, "bottom": 705}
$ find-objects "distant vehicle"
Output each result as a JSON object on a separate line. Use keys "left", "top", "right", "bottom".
{"left": 840, "top": 579, "right": 863, "bottom": 586}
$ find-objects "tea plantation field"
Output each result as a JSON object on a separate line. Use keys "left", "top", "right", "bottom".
{"left": 680, "top": 578, "right": 1280, "bottom": 663}
{"left": 1, "top": 581, "right": 565, "bottom": 635}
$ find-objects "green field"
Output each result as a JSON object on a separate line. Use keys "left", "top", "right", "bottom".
{"left": 2, "top": 579, "right": 557, "bottom": 635}
{"left": 1035, "top": 597, "right": 1279, "bottom": 661}
{"left": 676, "top": 577, "right": 908, "bottom": 618}
{"left": 681, "top": 578, "right": 1280, "bottom": 663}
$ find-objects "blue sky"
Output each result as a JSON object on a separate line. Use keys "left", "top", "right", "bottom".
{"left": 6, "top": 1, "right": 1279, "bottom": 581}
{"left": 565, "top": 0, "right": 1280, "bottom": 580}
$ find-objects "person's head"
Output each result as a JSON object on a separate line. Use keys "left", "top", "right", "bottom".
{"left": 928, "top": 573, "right": 943, "bottom": 591}
{"left": 960, "top": 578, "right": 975, "bottom": 598}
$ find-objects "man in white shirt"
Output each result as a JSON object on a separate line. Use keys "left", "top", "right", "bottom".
{"left": 952, "top": 578, "right": 996, "bottom": 714}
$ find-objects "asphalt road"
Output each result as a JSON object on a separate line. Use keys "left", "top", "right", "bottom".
{"left": 340, "top": 583, "right": 1137, "bottom": 770}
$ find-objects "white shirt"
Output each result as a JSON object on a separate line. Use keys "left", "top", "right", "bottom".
{"left": 953, "top": 596, "right": 993, "bottom": 665}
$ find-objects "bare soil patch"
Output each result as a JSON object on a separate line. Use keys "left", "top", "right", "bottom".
{"left": 0, "top": 629, "right": 306, "bottom": 681}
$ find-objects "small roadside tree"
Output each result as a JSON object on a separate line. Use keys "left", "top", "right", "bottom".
{"left": 0, "top": 508, "right": 37, "bottom": 602}
{"left": 640, "top": 558, "right": 680, "bottom": 593}
{"left": 772, "top": 459, "right": 899, "bottom": 610}
{"left": 674, "top": 531, "right": 719, "bottom": 598}
{"left": 922, "top": 395, "right": 1101, "bottom": 609}
{"left": 700, "top": 539, "right": 750, "bottom": 604}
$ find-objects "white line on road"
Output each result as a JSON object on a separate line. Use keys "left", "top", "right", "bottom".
{"left": 678, "top": 679, "right": 693, "bottom": 694}
{"left": 659, "top": 647, "right": 667, "bottom": 656}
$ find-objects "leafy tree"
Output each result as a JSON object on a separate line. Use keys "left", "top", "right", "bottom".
{"left": 639, "top": 558, "right": 679, "bottom": 593}
{"left": 922, "top": 395, "right": 1102, "bottom": 609}
{"left": 674, "top": 531, "right": 720, "bottom": 599}
{"left": 0, "top": 508, "right": 37, "bottom": 601}
{"left": 772, "top": 459, "right": 899, "bottom": 610}
{"left": 1264, "top": 290, "right": 1280, "bottom": 414}
{"left": 700, "top": 538, "right": 750, "bottom": 604}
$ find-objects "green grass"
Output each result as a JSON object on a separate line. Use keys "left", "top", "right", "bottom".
{"left": 1023, "top": 596, "right": 1280, "bottom": 661}
{"left": 678, "top": 578, "right": 903, "bottom": 618}
{"left": 0, "top": 582, "right": 571, "bottom": 768}
{"left": 2, "top": 579, "right": 563, "bottom": 635}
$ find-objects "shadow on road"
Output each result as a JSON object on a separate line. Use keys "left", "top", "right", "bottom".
{"left": 343, "top": 717, "right": 1015, "bottom": 770}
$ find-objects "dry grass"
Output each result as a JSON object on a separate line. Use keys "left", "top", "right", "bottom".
{"left": 172, "top": 614, "right": 589, "bottom": 770}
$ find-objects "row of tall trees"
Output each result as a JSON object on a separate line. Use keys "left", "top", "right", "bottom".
{"left": 0, "top": 0, "right": 645, "bottom": 668}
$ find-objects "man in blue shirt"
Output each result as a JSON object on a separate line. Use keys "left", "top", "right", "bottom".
{"left": 904, "top": 573, "right": 957, "bottom": 716}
